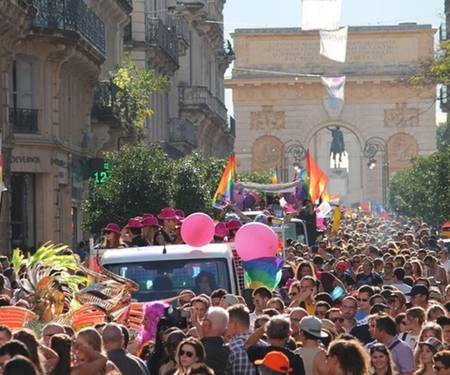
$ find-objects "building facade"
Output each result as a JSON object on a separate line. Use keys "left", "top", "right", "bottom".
{"left": 0, "top": 0, "right": 132, "bottom": 253}
{"left": 227, "top": 24, "right": 436, "bottom": 207}
{"left": 125, "top": 0, "right": 234, "bottom": 158}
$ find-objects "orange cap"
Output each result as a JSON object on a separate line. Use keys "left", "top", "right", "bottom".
{"left": 254, "top": 351, "right": 292, "bottom": 374}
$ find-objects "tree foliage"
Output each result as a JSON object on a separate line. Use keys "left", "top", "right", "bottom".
{"left": 82, "top": 145, "right": 227, "bottom": 234}
{"left": 111, "top": 55, "right": 169, "bottom": 129}
{"left": 238, "top": 170, "right": 273, "bottom": 184}
{"left": 410, "top": 41, "right": 450, "bottom": 86}
{"left": 388, "top": 146, "right": 450, "bottom": 226}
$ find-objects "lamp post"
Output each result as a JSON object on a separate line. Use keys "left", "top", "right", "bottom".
{"left": 283, "top": 141, "right": 306, "bottom": 181}
{"left": 363, "top": 137, "right": 388, "bottom": 207}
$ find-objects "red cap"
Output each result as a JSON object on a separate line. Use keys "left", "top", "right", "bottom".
{"left": 254, "top": 351, "right": 292, "bottom": 374}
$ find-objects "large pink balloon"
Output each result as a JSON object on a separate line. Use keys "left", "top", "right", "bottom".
{"left": 181, "top": 213, "right": 215, "bottom": 247}
{"left": 235, "top": 222, "right": 278, "bottom": 261}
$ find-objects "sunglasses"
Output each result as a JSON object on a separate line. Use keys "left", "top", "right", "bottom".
{"left": 289, "top": 292, "right": 299, "bottom": 297}
{"left": 330, "top": 317, "right": 344, "bottom": 323}
{"left": 103, "top": 231, "right": 112, "bottom": 235}
{"left": 180, "top": 350, "right": 194, "bottom": 358}
{"left": 357, "top": 298, "right": 368, "bottom": 302}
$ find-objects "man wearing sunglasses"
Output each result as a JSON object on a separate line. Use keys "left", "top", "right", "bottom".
{"left": 434, "top": 350, "right": 450, "bottom": 374}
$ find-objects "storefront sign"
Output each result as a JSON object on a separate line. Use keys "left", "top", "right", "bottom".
{"left": 11, "top": 148, "right": 51, "bottom": 173}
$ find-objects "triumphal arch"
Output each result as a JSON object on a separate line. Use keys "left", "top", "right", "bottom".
{"left": 226, "top": 24, "right": 436, "bottom": 206}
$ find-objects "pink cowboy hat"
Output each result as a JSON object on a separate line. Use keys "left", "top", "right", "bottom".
{"left": 215, "top": 222, "right": 229, "bottom": 238}
{"left": 126, "top": 218, "right": 143, "bottom": 229}
{"left": 175, "top": 209, "right": 186, "bottom": 219}
{"left": 142, "top": 216, "right": 159, "bottom": 227}
{"left": 102, "top": 223, "right": 121, "bottom": 235}
{"left": 158, "top": 208, "right": 177, "bottom": 220}
{"left": 226, "top": 220, "right": 241, "bottom": 231}
{"left": 142, "top": 213, "right": 154, "bottom": 219}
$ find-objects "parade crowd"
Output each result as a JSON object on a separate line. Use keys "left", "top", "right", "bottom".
{"left": 0, "top": 203, "right": 450, "bottom": 375}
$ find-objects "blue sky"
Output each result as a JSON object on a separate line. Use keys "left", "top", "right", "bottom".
{"left": 223, "top": 0, "right": 445, "bottom": 120}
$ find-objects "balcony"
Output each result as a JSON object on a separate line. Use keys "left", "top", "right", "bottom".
{"left": 145, "top": 17, "right": 178, "bottom": 66}
{"left": 92, "top": 81, "right": 120, "bottom": 122}
{"left": 169, "top": 15, "right": 190, "bottom": 55}
{"left": 9, "top": 107, "right": 38, "bottom": 134}
{"left": 167, "top": 0, "right": 207, "bottom": 10}
{"left": 32, "top": 0, "right": 106, "bottom": 56}
{"left": 179, "top": 85, "right": 227, "bottom": 125}
{"left": 169, "top": 118, "right": 197, "bottom": 148}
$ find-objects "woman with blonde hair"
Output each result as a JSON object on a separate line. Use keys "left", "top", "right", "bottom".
{"left": 426, "top": 304, "right": 446, "bottom": 322}
{"left": 415, "top": 338, "right": 444, "bottom": 375}
{"left": 370, "top": 344, "right": 396, "bottom": 375}
{"left": 411, "top": 260, "right": 424, "bottom": 279}
{"left": 174, "top": 337, "right": 206, "bottom": 375}
{"left": 327, "top": 339, "right": 371, "bottom": 375}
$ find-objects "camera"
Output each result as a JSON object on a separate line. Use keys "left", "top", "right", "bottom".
{"left": 158, "top": 305, "right": 189, "bottom": 330}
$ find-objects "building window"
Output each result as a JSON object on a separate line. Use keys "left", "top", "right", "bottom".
{"left": 9, "top": 56, "right": 38, "bottom": 133}
{"left": 11, "top": 173, "right": 36, "bottom": 251}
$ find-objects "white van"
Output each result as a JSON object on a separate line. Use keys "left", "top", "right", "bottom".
{"left": 101, "top": 243, "right": 242, "bottom": 302}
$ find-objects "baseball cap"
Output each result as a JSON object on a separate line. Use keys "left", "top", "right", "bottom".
{"left": 407, "top": 285, "right": 429, "bottom": 298}
{"left": 299, "top": 316, "right": 328, "bottom": 338}
{"left": 254, "top": 351, "right": 293, "bottom": 374}
{"left": 221, "top": 294, "right": 239, "bottom": 307}
{"left": 419, "top": 337, "right": 444, "bottom": 353}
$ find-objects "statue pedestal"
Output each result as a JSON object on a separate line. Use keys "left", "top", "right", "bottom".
{"left": 328, "top": 168, "right": 349, "bottom": 201}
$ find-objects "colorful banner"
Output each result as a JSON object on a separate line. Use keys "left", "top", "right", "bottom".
{"left": 332, "top": 206, "right": 341, "bottom": 233}
{"left": 321, "top": 76, "right": 346, "bottom": 100}
{"left": 320, "top": 26, "right": 348, "bottom": 63}
{"left": 301, "top": 0, "right": 343, "bottom": 31}
{"left": 271, "top": 169, "right": 278, "bottom": 185}
{"left": 243, "top": 257, "right": 283, "bottom": 290}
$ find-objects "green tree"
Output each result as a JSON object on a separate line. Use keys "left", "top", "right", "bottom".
{"left": 173, "top": 153, "right": 225, "bottom": 216}
{"left": 110, "top": 55, "right": 169, "bottom": 129}
{"left": 82, "top": 143, "right": 174, "bottom": 234}
{"left": 410, "top": 41, "right": 450, "bottom": 86}
{"left": 389, "top": 146, "right": 450, "bottom": 226}
{"left": 238, "top": 170, "right": 273, "bottom": 184}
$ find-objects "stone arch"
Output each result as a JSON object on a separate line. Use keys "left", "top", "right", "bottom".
{"left": 306, "top": 120, "right": 364, "bottom": 151}
{"left": 251, "top": 135, "right": 284, "bottom": 172}
{"left": 386, "top": 132, "right": 419, "bottom": 176}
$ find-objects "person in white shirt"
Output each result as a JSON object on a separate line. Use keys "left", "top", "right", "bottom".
{"left": 391, "top": 268, "right": 412, "bottom": 295}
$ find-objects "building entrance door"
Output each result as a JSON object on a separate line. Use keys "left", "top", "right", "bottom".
{"left": 11, "top": 173, "right": 36, "bottom": 250}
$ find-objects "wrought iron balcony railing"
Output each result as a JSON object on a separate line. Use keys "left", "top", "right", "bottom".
{"left": 169, "top": 118, "right": 197, "bottom": 147}
{"left": 169, "top": 15, "right": 190, "bottom": 45}
{"left": 32, "top": 0, "right": 106, "bottom": 55}
{"left": 145, "top": 17, "right": 178, "bottom": 64}
{"left": 9, "top": 107, "right": 39, "bottom": 134}
{"left": 92, "top": 81, "right": 120, "bottom": 121}
{"left": 179, "top": 86, "right": 227, "bottom": 124}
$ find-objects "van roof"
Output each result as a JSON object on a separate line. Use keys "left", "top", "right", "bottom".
{"left": 101, "top": 243, "right": 234, "bottom": 265}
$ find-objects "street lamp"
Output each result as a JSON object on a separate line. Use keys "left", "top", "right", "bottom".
{"left": 283, "top": 141, "right": 306, "bottom": 181}
{"left": 363, "top": 137, "right": 388, "bottom": 206}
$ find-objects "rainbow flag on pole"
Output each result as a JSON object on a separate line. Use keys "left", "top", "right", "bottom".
{"left": 212, "top": 153, "right": 237, "bottom": 209}
{"left": 271, "top": 169, "right": 278, "bottom": 185}
{"left": 306, "top": 150, "right": 329, "bottom": 203}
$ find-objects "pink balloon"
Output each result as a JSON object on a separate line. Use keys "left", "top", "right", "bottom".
{"left": 235, "top": 222, "right": 278, "bottom": 261}
{"left": 181, "top": 213, "right": 215, "bottom": 247}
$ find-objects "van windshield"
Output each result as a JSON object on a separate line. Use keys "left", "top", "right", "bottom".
{"left": 105, "top": 258, "right": 231, "bottom": 302}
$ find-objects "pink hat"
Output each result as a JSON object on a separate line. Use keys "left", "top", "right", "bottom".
{"left": 126, "top": 218, "right": 143, "bottom": 229}
{"left": 226, "top": 220, "right": 241, "bottom": 231}
{"left": 102, "top": 223, "right": 121, "bottom": 235}
{"left": 142, "top": 216, "right": 159, "bottom": 227}
{"left": 142, "top": 213, "right": 154, "bottom": 219}
{"left": 215, "top": 222, "right": 229, "bottom": 238}
{"left": 175, "top": 209, "right": 185, "bottom": 219}
{"left": 158, "top": 208, "right": 177, "bottom": 220}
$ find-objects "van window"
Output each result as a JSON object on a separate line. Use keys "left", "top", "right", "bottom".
{"left": 105, "top": 258, "right": 231, "bottom": 302}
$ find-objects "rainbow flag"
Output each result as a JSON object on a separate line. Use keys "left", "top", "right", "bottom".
{"left": 271, "top": 169, "right": 278, "bottom": 185}
{"left": 212, "top": 153, "right": 237, "bottom": 209}
{"left": 306, "top": 150, "right": 329, "bottom": 203}
{"left": 242, "top": 257, "right": 283, "bottom": 290}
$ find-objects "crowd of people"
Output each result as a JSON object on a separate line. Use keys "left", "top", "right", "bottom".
{"left": 1, "top": 199, "right": 450, "bottom": 375}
